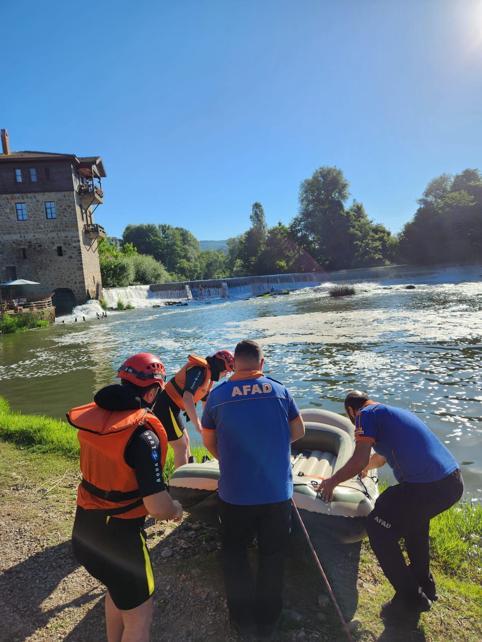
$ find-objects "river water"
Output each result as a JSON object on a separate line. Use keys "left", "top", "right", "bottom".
{"left": 1, "top": 265, "right": 481, "bottom": 499}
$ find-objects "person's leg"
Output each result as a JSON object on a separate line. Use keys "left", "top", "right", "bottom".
{"left": 119, "top": 597, "right": 154, "bottom": 642}
{"left": 170, "top": 433, "right": 189, "bottom": 468}
{"left": 366, "top": 484, "right": 420, "bottom": 597}
{"left": 105, "top": 591, "right": 124, "bottom": 642}
{"left": 218, "top": 499, "right": 256, "bottom": 628}
{"left": 254, "top": 500, "right": 292, "bottom": 631}
{"left": 404, "top": 470, "right": 464, "bottom": 600}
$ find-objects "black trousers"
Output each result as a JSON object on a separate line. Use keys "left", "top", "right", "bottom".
{"left": 218, "top": 498, "right": 292, "bottom": 627}
{"left": 366, "top": 470, "right": 463, "bottom": 595}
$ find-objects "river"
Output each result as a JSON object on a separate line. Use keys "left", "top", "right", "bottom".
{"left": 1, "top": 264, "right": 481, "bottom": 499}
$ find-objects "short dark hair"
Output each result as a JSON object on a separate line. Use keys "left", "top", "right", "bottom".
{"left": 234, "top": 339, "right": 263, "bottom": 362}
{"left": 344, "top": 390, "right": 369, "bottom": 412}
{"left": 121, "top": 379, "right": 159, "bottom": 397}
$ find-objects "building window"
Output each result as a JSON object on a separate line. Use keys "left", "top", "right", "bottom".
{"left": 6, "top": 266, "right": 17, "bottom": 281}
{"left": 57, "top": 246, "right": 63, "bottom": 256}
{"left": 29, "top": 168, "right": 38, "bottom": 182}
{"left": 15, "top": 168, "right": 23, "bottom": 183}
{"left": 15, "top": 203, "right": 28, "bottom": 221}
{"left": 21, "top": 248, "right": 27, "bottom": 260}
{"left": 45, "top": 201, "right": 57, "bottom": 219}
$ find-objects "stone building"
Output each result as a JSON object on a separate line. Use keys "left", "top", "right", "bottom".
{"left": 0, "top": 129, "right": 106, "bottom": 314}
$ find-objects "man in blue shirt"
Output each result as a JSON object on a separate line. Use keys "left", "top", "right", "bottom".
{"left": 202, "top": 339, "right": 305, "bottom": 637}
{"left": 319, "top": 391, "right": 463, "bottom": 621}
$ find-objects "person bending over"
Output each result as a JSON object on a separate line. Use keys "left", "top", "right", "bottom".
{"left": 202, "top": 340, "right": 305, "bottom": 637}
{"left": 319, "top": 390, "right": 463, "bottom": 621}
{"left": 154, "top": 350, "right": 234, "bottom": 468}
{"left": 69, "top": 353, "right": 183, "bottom": 642}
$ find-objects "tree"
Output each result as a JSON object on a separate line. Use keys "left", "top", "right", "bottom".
{"left": 123, "top": 224, "right": 164, "bottom": 260}
{"left": 199, "top": 250, "right": 229, "bottom": 279}
{"left": 236, "top": 202, "right": 268, "bottom": 274}
{"left": 100, "top": 257, "right": 135, "bottom": 287}
{"left": 290, "top": 166, "right": 351, "bottom": 269}
{"left": 399, "top": 169, "right": 482, "bottom": 264}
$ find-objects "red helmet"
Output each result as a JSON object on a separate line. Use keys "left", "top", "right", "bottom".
{"left": 118, "top": 353, "right": 166, "bottom": 388}
{"left": 213, "top": 349, "right": 235, "bottom": 372}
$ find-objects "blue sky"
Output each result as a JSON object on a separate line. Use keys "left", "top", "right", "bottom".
{"left": 2, "top": 0, "right": 482, "bottom": 240}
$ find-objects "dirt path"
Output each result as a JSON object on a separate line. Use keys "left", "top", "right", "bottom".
{"left": 0, "top": 442, "right": 480, "bottom": 642}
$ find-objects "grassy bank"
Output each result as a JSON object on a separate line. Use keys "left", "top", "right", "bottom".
{"left": 0, "top": 396, "right": 208, "bottom": 478}
{"left": 0, "top": 312, "right": 50, "bottom": 334}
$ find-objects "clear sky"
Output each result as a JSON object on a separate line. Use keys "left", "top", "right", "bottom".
{"left": 2, "top": 0, "right": 482, "bottom": 240}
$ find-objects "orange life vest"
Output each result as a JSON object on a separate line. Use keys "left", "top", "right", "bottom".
{"left": 67, "top": 403, "right": 168, "bottom": 519}
{"left": 164, "top": 354, "right": 213, "bottom": 409}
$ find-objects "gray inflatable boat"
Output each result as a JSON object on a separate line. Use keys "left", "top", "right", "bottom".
{"left": 170, "top": 408, "right": 378, "bottom": 522}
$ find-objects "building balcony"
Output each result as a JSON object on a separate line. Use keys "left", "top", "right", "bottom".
{"left": 78, "top": 184, "right": 104, "bottom": 207}
{"left": 84, "top": 223, "right": 106, "bottom": 239}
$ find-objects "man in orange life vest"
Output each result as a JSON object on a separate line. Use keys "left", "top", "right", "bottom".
{"left": 69, "top": 353, "right": 182, "bottom": 642}
{"left": 153, "top": 350, "right": 235, "bottom": 468}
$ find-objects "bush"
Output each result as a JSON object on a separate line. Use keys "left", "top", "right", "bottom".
{"left": 116, "top": 300, "right": 126, "bottom": 310}
{"left": 131, "top": 254, "right": 170, "bottom": 285}
{"left": 329, "top": 285, "right": 356, "bottom": 297}
{"left": 0, "top": 313, "right": 50, "bottom": 334}
{"left": 100, "top": 256, "right": 135, "bottom": 287}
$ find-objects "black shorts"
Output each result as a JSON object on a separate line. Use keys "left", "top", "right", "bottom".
{"left": 72, "top": 507, "right": 154, "bottom": 610}
{"left": 154, "top": 391, "right": 185, "bottom": 442}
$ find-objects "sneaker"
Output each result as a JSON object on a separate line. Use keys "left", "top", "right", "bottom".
{"left": 381, "top": 590, "right": 431, "bottom": 621}
{"left": 187, "top": 455, "right": 195, "bottom": 464}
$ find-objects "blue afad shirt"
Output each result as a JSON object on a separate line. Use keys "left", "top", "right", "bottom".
{"left": 356, "top": 404, "right": 458, "bottom": 484}
{"left": 201, "top": 373, "right": 300, "bottom": 505}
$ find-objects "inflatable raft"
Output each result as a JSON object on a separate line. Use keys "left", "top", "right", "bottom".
{"left": 170, "top": 408, "right": 378, "bottom": 524}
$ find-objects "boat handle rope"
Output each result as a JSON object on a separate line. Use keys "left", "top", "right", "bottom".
{"left": 291, "top": 500, "right": 355, "bottom": 642}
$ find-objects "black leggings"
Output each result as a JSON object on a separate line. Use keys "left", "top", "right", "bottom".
{"left": 366, "top": 470, "right": 463, "bottom": 595}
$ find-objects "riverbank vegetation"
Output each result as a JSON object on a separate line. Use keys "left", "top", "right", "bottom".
{"left": 100, "top": 166, "right": 482, "bottom": 287}
{"left": 0, "top": 312, "right": 50, "bottom": 335}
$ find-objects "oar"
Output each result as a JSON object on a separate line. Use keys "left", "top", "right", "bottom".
{"left": 291, "top": 499, "right": 354, "bottom": 642}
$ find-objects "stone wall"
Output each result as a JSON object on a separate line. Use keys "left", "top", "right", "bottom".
{"left": 0, "top": 190, "right": 102, "bottom": 303}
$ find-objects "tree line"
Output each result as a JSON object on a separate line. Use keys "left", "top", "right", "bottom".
{"left": 99, "top": 166, "right": 482, "bottom": 287}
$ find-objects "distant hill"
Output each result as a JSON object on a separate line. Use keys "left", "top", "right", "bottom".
{"left": 199, "top": 240, "right": 228, "bottom": 253}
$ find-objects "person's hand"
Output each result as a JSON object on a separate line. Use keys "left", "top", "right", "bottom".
{"left": 360, "top": 466, "right": 369, "bottom": 478}
{"left": 318, "top": 477, "right": 338, "bottom": 503}
{"left": 171, "top": 500, "right": 183, "bottom": 522}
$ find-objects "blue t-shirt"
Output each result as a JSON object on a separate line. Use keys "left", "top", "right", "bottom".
{"left": 201, "top": 373, "right": 300, "bottom": 505}
{"left": 356, "top": 404, "right": 458, "bottom": 483}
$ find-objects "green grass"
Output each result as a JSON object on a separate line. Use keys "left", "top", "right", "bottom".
{"left": 0, "top": 312, "right": 50, "bottom": 334}
{"left": 430, "top": 502, "right": 482, "bottom": 582}
{"left": 0, "top": 396, "right": 208, "bottom": 478}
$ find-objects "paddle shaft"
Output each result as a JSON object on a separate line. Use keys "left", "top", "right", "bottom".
{"left": 291, "top": 500, "right": 354, "bottom": 642}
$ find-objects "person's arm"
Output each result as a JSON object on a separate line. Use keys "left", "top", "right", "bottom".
{"left": 361, "top": 453, "right": 386, "bottom": 477}
{"left": 289, "top": 415, "right": 305, "bottom": 443}
{"left": 126, "top": 428, "right": 183, "bottom": 521}
{"left": 143, "top": 491, "right": 183, "bottom": 521}
{"left": 318, "top": 441, "right": 372, "bottom": 502}
{"left": 183, "top": 391, "right": 202, "bottom": 433}
{"left": 202, "top": 428, "right": 218, "bottom": 459}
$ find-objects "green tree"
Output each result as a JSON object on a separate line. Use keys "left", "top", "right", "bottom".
{"left": 123, "top": 224, "right": 164, "bottom": 260}
{"left": 199, "top": 250, "right": 229, "bottom": 279}
{"left": 100, "top": 257, "right": 135, "bottom": 287}
{"left": 131, "top": 254, "right": 170, "bottom": 284}
{"left": 290, "top": 166, "right": 352, "bottom": 269}
{"left": 399, "top": 169, "right": 482, "bottom": 264}
{"left": 236, "top": 202, "right": 268, "bottom": 274}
